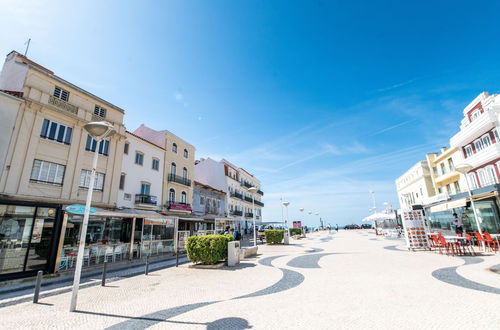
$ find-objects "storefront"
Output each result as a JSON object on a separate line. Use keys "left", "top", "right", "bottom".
{"left": 178, "top": 217, "right": 215, "bottom": 236}
{"left": 0, "top": 200, "right": 63, "bottom": 280}
{"left": 57, "top": 208, "right": 175, "bottom": 272}
{"left": 424, "top": 186, "right": 500, "bottom": 235}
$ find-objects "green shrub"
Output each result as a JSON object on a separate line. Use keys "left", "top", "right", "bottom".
{"left": 265, "top": 229, "right": 284, "bottom": 244}
{"left": 186, "top": 234, "right": 234, "bottom": 264}
{"left": 289, "top": 228, "right": 302, "bottom": 236}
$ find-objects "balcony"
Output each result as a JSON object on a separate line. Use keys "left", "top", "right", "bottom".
{"left": 245, "top": 213, "right": 254, "bottom": 218}
{"left": 450, "top": 108, "right": 497, "bottom": 147}
{"left": 135, "top": 194, "right": 158, "bottom": 205}
{"left": 231, "top": 210, "right": 243, "bottom": 216}
{"left": 244, "top": 196, "right": 253, "bottom": 203}
{"left": 48, "top": 95, "right": 78, "bottom": 115}
{"left": 461, "top": 143, "right": 500, "bottom": 169}
{"left": 254, "top": 200, "right": 264, "bottom": 207}
{"left": 230, "top": 191, "right": 243, "bottom": 200}
{"left": 257, "top": 189, "right": 264, "bottom": 196}
{"left": 168, "top": 174, "right": 191, "bottom": 187}
{"left": 241, "top": 181, "right": 253, "bottom": 189}
{"left": 166, "top": 201, "right": 192, "bottom": 212}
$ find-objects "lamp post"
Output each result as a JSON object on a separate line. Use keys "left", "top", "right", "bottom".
{"left": 455, "top": 164, "right": 485, "bottom": 251}
{"left": 70, "top": 121, "right": 115, "bottom": 312}
{"left": 282, "top": 201, "right": 290, "bottom": 244}
{"left": 247, "top": 187, "right": 258, "bottom": 246}
{"left": 299, "top": 208, "right": 305, "bottom": 237}
{"left": 370, "top": 190, "right": 377, "bottom": 213}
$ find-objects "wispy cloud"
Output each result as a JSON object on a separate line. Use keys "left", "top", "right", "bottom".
{"left": 370, "top": 119, "right": 415, "bottom": 136}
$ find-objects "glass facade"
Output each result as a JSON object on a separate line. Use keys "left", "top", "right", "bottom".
{"left": 0, "top": 203, "right": 58, "bottom": 277}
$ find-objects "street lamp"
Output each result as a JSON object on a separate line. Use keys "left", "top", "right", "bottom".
{"left": 455, "top": 163, "right": 485, "bottom": 251}
{"left": 282, "top": 201, "right": 290, "bottom": 244}
{"left": 70, "top": 121, "right": 115, "bottom": 312}
{"left": 247, "top": 186, "right": 258, "bottom": 246}
{"left": 299, "top": 208, "right": 305, "bottom": 237}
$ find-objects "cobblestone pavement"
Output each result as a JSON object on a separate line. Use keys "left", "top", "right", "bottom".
{"left": 0, "top": 230, "right": 499, "bottom": 329}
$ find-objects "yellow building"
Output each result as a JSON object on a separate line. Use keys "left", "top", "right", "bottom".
{"left": 425, "top": 147, "right": 467, "bottom": 197}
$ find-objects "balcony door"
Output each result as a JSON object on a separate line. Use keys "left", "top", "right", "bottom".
{"left": 141, "top": 183, "right": 151, "bottom": 195}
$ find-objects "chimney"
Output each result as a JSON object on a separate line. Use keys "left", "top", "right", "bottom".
{"left": 440, "top": 147, "right": 447, "bottom": 153}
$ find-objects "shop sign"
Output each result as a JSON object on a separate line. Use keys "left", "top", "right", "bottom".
{"left": 292, "top": 221, "right": 302, "bottom": 228}
{"left": 66, "top": 204, "right": 96, "bottom": 215}
{"left": 169, "top": 204, "right": 192, "bottom": 212}
{"left": 144, "top": 218, "right": 174, "bottom": 226}
{"left": 401, "top": 210, "right": 430, "bottom": 251}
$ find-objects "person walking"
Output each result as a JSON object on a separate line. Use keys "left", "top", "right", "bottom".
{"left": 453, "top": 213, "right": 463, "bottom": 235}
{"left": 335, "top": 224, "right": 339, "bottom": 232}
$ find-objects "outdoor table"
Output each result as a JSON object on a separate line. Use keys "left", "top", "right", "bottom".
{"left": 490, "top": 233, "right": 500, "bottom": 244}
{"left": 443, "top": 235, "right": 467, "bottom": 242}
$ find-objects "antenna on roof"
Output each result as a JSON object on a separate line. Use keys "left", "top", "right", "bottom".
{"left": 24, "top": 38, "right": 31, "bottom": 57}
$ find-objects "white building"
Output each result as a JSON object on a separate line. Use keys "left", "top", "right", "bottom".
{"left": 395, "top": 161, "right": 435, "bottom": 210}
{"left": 117, "top": 131, "right": 164, "bottom": 210}
{"left": 449, "top": 92, "right": 500, "bottom": 188}
{"left": 194, "top": 158, "right": 264, "bottom": 227}
{"left": 0, "top": 91, "right": 22, "bottom": 181}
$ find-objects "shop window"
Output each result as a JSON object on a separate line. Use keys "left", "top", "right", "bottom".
{"left": 30, "top": 159, "right": 65, "bottom": 185}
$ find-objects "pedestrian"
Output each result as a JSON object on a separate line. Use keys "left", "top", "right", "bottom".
{"left": 224, "top": 226, "right": 230, "bottom": 235}
{"left": 335, "top": 224, "right": 339, "bottom": 232}
{"left": 328, "top": 224, "right": 331, "bottom": 233}
{"left": 453, "top": 213, "right": 463, "bottom": 235}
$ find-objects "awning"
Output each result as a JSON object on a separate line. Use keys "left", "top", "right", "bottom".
{"left": 64, "top": 206, "right": 171, "bottom": 219}
{"left": 430, "top": 198, "right": 466, "bottom": 213}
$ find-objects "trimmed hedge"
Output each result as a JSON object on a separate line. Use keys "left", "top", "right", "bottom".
{"left": 186, "top": 234, "right": 234, "bottom": 264}
{"left": 265, "top": 229, "right": 284, "bottom": 244}
{"left": 289, "top": 228, "right": 302, "bottom": 236}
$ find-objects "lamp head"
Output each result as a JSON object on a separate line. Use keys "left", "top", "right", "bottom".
{"left": 84, "top": 121, "right": 115, "bottom": 140}
{"left": 282, "top": 201, "right": 290, "bottom": 207}
{"left": 247, "top": 187, "right": 257, "bottom": 193}
{"left": 455, "top": 163, "right": 473, "bottom": 174}
{"left": 299, "top": 208, "right": 304, "bottom": 212}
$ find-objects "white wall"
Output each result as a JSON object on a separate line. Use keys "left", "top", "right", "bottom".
{"left": 0, "top": 92, "right": 21, "bottom": 180}
{"left": 117, "top": 133, "right": 164, "bottom": 209}
{"left": 194, "top": 158, "right": 227, "bottom": 193}
{"left": 0, "top": 52, "right": 28, "bottom": 92}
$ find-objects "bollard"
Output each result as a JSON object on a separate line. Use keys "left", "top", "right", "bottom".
{"left": 101, "top": 259, "right": 107, "bottom": 286}
{"left": 33, "top": 270, "right": 43, "bottom": 304}
{"left": 176, "top": 251, "right": 179, "bottom": 267}
{"left": 145, "top": 255, "right": 149, "bottom": 275}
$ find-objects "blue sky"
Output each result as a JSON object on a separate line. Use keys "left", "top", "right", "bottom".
{"left": 2, "top": 1, "right": 500, "bottom": 226}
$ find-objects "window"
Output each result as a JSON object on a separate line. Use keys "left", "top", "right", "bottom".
{"left": 40, "top": 119, "right": 72, "bottom": 145}
{"left": 181, "top": 191, "right": 187, "bottom": 204}
{"left": 464, "top": 145, "right": 473, "bottom": 158}
{"left": 30, "top": 159, "right": 65, "bottom": 185}
{"left": 447, "top": 158, "right": 454, "bottom": 171}
{"left": 474, "top": 139, "right": 484, "bottom": 152}
{"left": 135, "top": 152, "right": 143, "bottom": 165}
{"left": 124, "top": 143, "right": 129, "bottom": 155}
{"left": 485, "top": 165, "right": 497, "bottom": 185}
{"left": 119, "top": 173, "right": 126, "bottom": 190}
{"left": 494, "top": 128, "right": 500, "bottom": 142}
{"left": 477, "top": 169, "right": 487, "bottom": 187}
{"left": 172, "top": 143, "right": 177, "bottom": 153}
{"left": 467, "top": 173, "right": 478, "bottom": 189}
{"left": 183, "top": 149, "right": 188, "bottom": 158}
{"left": 482, "top": 134, "right": 492, "bottom": 148}
{"left": 453, "top": 181, "right": 461, "bottom": 193}
{"left": 200, "top": 196, "right": 205, "bottom": 205}
{"left": 79, "top": 170, "right": 105, "bottom": 191}
{"left": 446, "top": 184, "right": 452, "bottom": 194}
{"left": 470, "top": 110, "right": 481, "bottom": 122}
{"left": 141, "top": 183, "right": 151, "bottom": 195}
{"left": 152, "top": 158, "right": 159, "bottom": 170}
{"left": 53, "top": 86, "right": 69, "bottom": 101}
{"left": 169, "top": 188, "right": 175, "bottom": 202}
{"left": 85, "top": 135, "right": 109, "bottom": 156}
{"left": 94, "top": 105, "right": 106, "bottom": 118}
{"left": 124, "top": 193, "right": 131, "bottom": 201}
{"left": 170, "top": 162, "right": 176, "bottom": 175}
{"left": 438, "top": 187, "right": 442, "bottom": 193}
{"left": 183, "top": 167, "right": 188, "bottom": 179}
{"left": 440, "top": 163, "right": 447, "bottom": 175}
{"left": 432, "top": 167, "right": 438, "bottom": 175}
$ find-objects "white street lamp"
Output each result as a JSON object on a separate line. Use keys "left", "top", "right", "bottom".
{"left": 247, "top": 186, "right": 258, "bottom": 246}
{"left": 299, "top": 208, "right": 305, "bottom": 237}
{"left": 455, "top": 163, "right": 485, "bottom": 251}
{"left": 70, "top": 121, "right": 115, "bottom": 312}
{"left": 282, "top": 201, "right": 290, "bottom": 244}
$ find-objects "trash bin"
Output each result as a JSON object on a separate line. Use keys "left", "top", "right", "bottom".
{"left": 228, "top": 241, "right": 240, "bottom": 266}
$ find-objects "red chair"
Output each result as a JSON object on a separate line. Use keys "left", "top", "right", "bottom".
{"left": 483, "top": 233, "right": 499, "bottom": 252}
{"left": 474, "top": 232, "right": 486, "bottom": 250}
{"left": 438, "top": 236, "right": 454, "bottom": 256}
{"left": 431, "top": 235, "right": 442, "bottom": 254}
{"left": 464, "top": 234, "right": 476, "bottom": 256}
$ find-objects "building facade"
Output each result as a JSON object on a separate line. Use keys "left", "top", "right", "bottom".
{"left": 194, "top": 157, "right": 264, "bottom": 232}
{"left": 395, "top": 161, "right": 435, "bottom": 210}
{"left": 117, "top": 131, "right": 164, "bottom": 210}
{"left": 0, "top": 91, "right": 22, "bottom": 181}
{"left": 425, "top": 147, "right": 467, "bottom": 197}
{"left": 0, "top": 51, "right": 126, "bottom": 279}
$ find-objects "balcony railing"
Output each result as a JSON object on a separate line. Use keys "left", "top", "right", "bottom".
{"left": 244, "top": 196, "right": 253, "bottom": 203}
{"left": 257, "top": 189, "right": 264, "bottom": 196}
{"left": 245, "top": 213, "right": 254, "bottom": 218}
{"left": 254, "top": 200, "right": 264, "bottom": 207}
{"left": 168, "top": 174, "right": 191, "bottom": 187}
{"left": 231, "top": 210, "right": 243, "bottom": 216}
{"left": 241, "top": 181, "right": 253, "bottom": 188}
{"left": 135, "top": 194, "right": 157, "bottom": 205}
{"left": 230, "top": 191, "right": 243, "bottom": 200}
{"left": 48, "top": 95, "right": 78, "bottom": 114}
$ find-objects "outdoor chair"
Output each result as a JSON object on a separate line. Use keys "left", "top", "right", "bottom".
{"left": 438, "top": 236, "right": 454, "bottom": 256}
{"left": 431, "top": 235, "right": 441, "bottom": 253}
{"left": 474, "top": 232, "right": 487, "bottom": 251}
{"left": 483, "top": 233, "right": 498, "bottom": 252}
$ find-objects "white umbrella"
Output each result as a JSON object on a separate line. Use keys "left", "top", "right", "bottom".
{"left": 362, "top": 212, "right": 396, "bottom": 222}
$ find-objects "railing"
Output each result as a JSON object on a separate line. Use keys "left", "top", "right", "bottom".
{"left": 241, "top": 181, "right": 253, "bottom": 188}
{"left": 135, "top": 194, "right": 157, "bottom": 205}
{"left": 168, "top": 174, "right": 191, "bottom": 186}
{"left": 48, "top": 95, "right": 78, "bottom": 114}
{"left": 244, "top": 196, "right": 253, "bottom": 203}
{"left": 231, "top": 210, "right": 243, "bottom": 216}
{"left": 257, "top": 189, "right": 264, "bottom": 196}
{"left": 231, "top": 191, "right": 243, "bottom": 200}
{"left": 245, "top": 213, "right": 254, "bottom": 218}
{"left": 254, "top": 200, "right": 264, "bottom": 207}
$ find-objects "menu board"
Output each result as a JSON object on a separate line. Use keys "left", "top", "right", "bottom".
{"left": 401, "top": 210, "right": 430, "bottom": 250}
